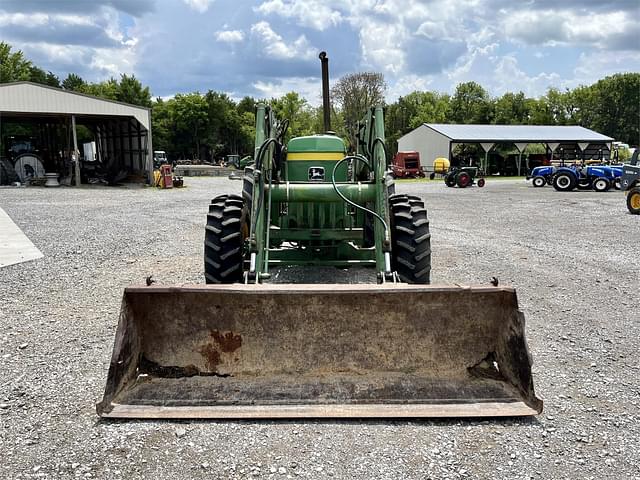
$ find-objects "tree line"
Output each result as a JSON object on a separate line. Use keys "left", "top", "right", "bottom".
{"left": 1, "top": 42, "right": 638, "bottom": 162}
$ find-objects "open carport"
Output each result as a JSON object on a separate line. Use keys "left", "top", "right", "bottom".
{"left": 0, "top": 82, "right": 153, "bottom": 186}
{"left": 398, "top": 124, "right": 614, "bottom": 175}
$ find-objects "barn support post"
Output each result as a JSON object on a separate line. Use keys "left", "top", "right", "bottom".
{"left": 146, "top": 109, "right": 154, "bottom": 185}
{"left": 72, "top": 115, "right": 80, "bottom": 186}
{"left": 479, "top": 143, "right": 494, "bottom": 174}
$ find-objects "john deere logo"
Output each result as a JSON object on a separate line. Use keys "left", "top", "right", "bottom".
{"left": 309, "top": 167, "right": 325, "bottom": 181}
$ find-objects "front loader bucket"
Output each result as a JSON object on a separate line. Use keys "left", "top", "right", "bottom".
{"left": 97, "top": 284, "right": 542, "bottom": 419}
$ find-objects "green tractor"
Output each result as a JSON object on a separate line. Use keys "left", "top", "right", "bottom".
{"left": 205, "top": 107, "right": 429, "bottom": 285}
{"left": 444, "top": 165, "right": 486, "bottom": 188}
{"left": 97, "top": 52, "right": 541, "bottom": 420}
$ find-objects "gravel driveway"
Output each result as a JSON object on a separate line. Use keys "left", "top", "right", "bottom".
{"left": 1, "top": 177, "right": 638, "bottom": 479}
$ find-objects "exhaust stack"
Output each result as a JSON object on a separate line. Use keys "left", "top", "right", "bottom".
{"left": 319, "top": 51, "right": 331, "bottom": 133}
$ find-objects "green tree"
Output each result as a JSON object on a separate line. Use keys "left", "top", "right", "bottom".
{"left": 62, "top": 73, "right": 85, "bottom": 91}
{"left": 82, "top": 78, "right": 119, "bottom": 100}
{"left": 331, "top": 72, "right": 386, "bottom": 149}
{"left": 450, "top": 81, "right": 493, "bottom": 123}
{"left": 237, "top": 96, "right": 256, "bottom": 116}
{"left": 525, "top": 97, "right": 555, "bottom": 125}
{"left": 385, "top": 91, "right": 450, "bottom": 155}
{"left": 493, "top": 92, "right": 528, "bottom": 124}
{"left": 205, "top": 91, "right": 243, "bottom": 158}
{"left": 589, "top": 73, "right": 640, "bottom": 146}
{"left": 28, "top": 66, "right": 60, "bottom": 87}
{"left": 151, "top": 97, "right": 174, "bottom": 153}
{"left": 543, "top": 88, "right": 575, "bottom": 125}
{"left": 173, "top": 92, "right": 209, "bottom": 159}
{"left": 0, "top": 42, "right": 32, "bottom": 83}
{"left": 271, "top": 92, "right": 315, "bottom": 142}
{"left": 117, "top": 74, "right": 152, "bottom": 107}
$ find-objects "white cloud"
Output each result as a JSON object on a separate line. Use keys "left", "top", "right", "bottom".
{"left": 573, "top": 50, "right": 640, "bottom": 84}
{"left": 182, "top": 0, "right": 215, "bottom": 13}
{"left": 215, "top": 29, "right": 244, "bottom": 43}
{"left": 253, "top": 76, "right": 322, "bottom": 103}
{"left": 255, "top": 0, "right": 342, "bottom": 31}
{"left": 250, "top": 21, "right": 315, "bottom": 60}
{"left": 504, "top": 9, "right": 637, "bottom": 50}
{"left": 493, "top": 55, "right": 561, "bottom": 96}
{"left": 386, "top": 74, "right": 434, "bottom": 102}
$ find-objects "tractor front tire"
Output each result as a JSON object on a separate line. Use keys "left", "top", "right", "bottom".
{"left": 532, "top": 176, "right": 546, "bottom": 188}
{"left": 627, "top": 187, "right": 640, "bottom": 214}
{"left": 204, "top": 194, "right": 246, "bottom": 284}
{"left": 445, "top": 174, "right": 456, "bottom": 187}
{"left": 553, "top": 173, "right": 576, "bottom": 192}
{"left": 389, "top": 194, "right": 431, "bottom": 284}
{"left": 593, "top": 178, "right": 611, "bottom": 192}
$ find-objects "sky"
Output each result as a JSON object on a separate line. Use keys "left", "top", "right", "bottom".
{"left": 0, "top": 0, "right": 638, "bottom": 104}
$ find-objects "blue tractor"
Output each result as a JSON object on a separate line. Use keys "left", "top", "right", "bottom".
{"left": 552, "top": 164, "right": 618, "bottom": 192}
{"left": 527, "top": 165, "right": 556, "bottom": 187}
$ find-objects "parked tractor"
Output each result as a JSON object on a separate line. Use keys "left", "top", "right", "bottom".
{"left": 552, "top": 164, "right": 618, "bottom": 192}
{"left": 391, "top": 151, "right": 424, "bottom": 178}
{"left": 97, "top": 52, "right": 541, "bottom": 420}
{"left": 444, "top": 165, "right": 485, "bottom": 188}
{"left": 527, "top": 165, "right": 556, "bottom": 187}
{"left": 621, "top": 150, "right": 640, "bottom": 214}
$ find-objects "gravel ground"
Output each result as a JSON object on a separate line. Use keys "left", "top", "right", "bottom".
{"left": 0, "top": 177, "right": 638, "bottom": 480}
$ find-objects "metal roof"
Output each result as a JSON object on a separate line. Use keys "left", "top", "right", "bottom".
{"left": 423, "top": 124, "right": 613, "bottom": 143}
{"left": 0, "top": 81, "right": 150, "bottom": 130}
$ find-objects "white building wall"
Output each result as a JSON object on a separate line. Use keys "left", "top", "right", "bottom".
{"left": 397, "top": 125, "right": 451, "bottom": 170}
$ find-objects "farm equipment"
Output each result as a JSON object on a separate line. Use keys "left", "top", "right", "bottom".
{"left": 391, "top": 151, "right": 424, "bottom": 178}
{"left": 428, "top": 157, "right": 450, "bottom": 180}
{"left": 97, "top": 52, "right": 541, "bottom": 419}
{"left": 444, "top": 165, "right": 485, "bottom": 188}
{"left": 527, "top": 165, "right": 556, "bottom": 187}
{"left": 552, "top": 164, "right": 619, "bottom": 192}
{"left": 621, "top": 150, "right": 640, "bottom": 214}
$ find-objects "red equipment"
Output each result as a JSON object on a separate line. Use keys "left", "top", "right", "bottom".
{"left": 392, "top": 151, "right": 424, "bottom": 178}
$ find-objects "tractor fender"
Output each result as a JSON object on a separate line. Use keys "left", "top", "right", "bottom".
{"left": 554, "top": 167, "right": 578, "bottom": 179}
{"left": 585, "top": 166, "right": 614, "bottom": 179}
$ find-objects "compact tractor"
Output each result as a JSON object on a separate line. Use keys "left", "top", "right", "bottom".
{"left": 552, "top": 164, "right": 620, "bottom": 192}
{"left": 527, "top": 165, "right": 556, "bottom": 187}
{"left": 97, "top": 53, "right": 541, "bottom": 420}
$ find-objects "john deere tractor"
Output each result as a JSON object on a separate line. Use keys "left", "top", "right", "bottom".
{"left": 205, "top": 105, "right": 428, "bottom": 285}
{"left": 97, "top": 52, "right": 541, "bottom": 420}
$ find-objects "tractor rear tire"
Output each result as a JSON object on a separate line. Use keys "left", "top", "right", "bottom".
{"left": 457, "top": 172, "right": 471, "bottom": 188}
{"left": 553, "top": 173, "right": 576, "bottom": 192}
{"left": 389, "top": 194, "right": 431, "bottom": 284}
{"left": 532, "top": 176, "right": 546, "bottom": 188}
{"left": 204, "top": 194, "right": 247, "bottom": 284}
{"left": 593, "top": 178, "right": 610, "bottom": 192}
{"left": 626, "top": 187, "right": 640, "bottom": 214}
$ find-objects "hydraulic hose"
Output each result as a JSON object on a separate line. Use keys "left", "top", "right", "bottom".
{"left": 251, "top": 137, "right": 280, "bottom": 244}
{"left": 331, "top": 155, "right": 390, "bottom": 243}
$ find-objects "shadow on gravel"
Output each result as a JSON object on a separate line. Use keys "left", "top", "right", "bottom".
{"left": 96, "top": 416, "right": 540, "bottom": 428}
